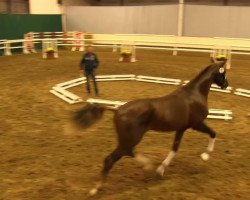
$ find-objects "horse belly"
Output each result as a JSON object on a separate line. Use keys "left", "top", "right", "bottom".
{"left": 150, "top": 112, "right": 189, "bottom": 131}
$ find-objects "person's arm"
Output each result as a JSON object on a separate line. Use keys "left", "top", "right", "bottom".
{"left": 94, "top": 54, "right": 99, "bottom": 69}
{"left": 80, "top": 55, "right": 86, "bottom": 70}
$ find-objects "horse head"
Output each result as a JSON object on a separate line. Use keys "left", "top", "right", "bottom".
{"left": 210, "top": 55, "right": 229, "bottom": 89}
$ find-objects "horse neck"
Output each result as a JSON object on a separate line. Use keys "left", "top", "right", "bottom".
{"left": 185, "top": 65, "right": 217, "bottom": 98}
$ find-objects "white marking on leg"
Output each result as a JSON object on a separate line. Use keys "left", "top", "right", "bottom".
{"left": 89, "top": 182, "right": 102, "bottom": 196}
{"left": 162, "top": 151, "right": 176, "bottom": 166}
{"left": 135, "top": 154, "right": 153, "bottom": 171}
{"left": 156, "top": 165, "right": 165, "bottom": 176}
{"left": 200, "top": 138, "right": 215, "bottom": 161}
{"left": 200, "top": 152, "right": 210, "bottom": 161}
{"left": 207, "top": 138, "right": 216, "bottom": 152}
{"left": 156, "top": 151, "right": 176, "bottom": 176}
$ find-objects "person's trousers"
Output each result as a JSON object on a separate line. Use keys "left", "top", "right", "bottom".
{"left": 84, "top": 70, "right": 98, "bottom": 95}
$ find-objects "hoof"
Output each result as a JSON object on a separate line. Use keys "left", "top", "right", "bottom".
{"left": 156, "top": 165, "right": 165, "bottom": 176}
{"left": 89, "top": 182, "right": 102, "bottom": 196}
{"left": 201, "top": 152, "right": 210, "bottom": 161}
{"left": 89, "top": 188, "right": 98, "bottom": 196}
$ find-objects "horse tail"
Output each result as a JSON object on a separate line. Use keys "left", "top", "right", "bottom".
{"left": 73, "top": 103, "right": 107, "bottom": 129}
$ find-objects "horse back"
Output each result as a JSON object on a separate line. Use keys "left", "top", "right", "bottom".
{"left": 114, "top": 87, "right": 208, "bottom": 133}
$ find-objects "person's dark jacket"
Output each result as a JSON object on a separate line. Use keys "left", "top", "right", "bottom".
{"left": 80, "top": 52, "right": 99, "bottom": 72}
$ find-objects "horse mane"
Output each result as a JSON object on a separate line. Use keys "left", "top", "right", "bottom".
{"left": 186, "top": 63, "right": 219, "bottom": 87}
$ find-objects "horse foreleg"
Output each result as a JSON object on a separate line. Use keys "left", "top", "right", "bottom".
{"left": 192, "top": 122, "right": 216, "bottom": 161}
{"left": 156, "top": 130, "right": 185, "bottom": 176}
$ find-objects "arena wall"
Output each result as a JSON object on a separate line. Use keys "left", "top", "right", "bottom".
{"left": 184, "top": 5, "right": 250, "bottom": 38}
{"left": 65, "top": 5, "right": 250, "bottom": 38}
{"left": 65, "top": 5, "right": 178, "bottom": 35}
{"left": 0, "top": 14, "right": 62, "bottom": 40}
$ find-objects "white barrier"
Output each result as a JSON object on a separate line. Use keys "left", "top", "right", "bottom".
{"left": 51, "top": 75, "right": 238, "bottom": 106}
{"left": 96, "top": 74, "right": 136, "bottom": 81}
{"left": 87, "top": 98, "right": 126, "bottom": 109}
{"left": 86, "top": 98, "right": 232, "bottom": 120}
{"left": 137, "top": 75, "right": 181, "bottom": 85}
{"left": 50, "top": 86, "right": 83, "bottom": 104}
{"left": 50, "top": 74, "right": 233, "bottom": 120}
{"left": 207, "top": 109, "right": 232, "bottom": 120}
{"left": 56, "top": 75, "right": 135, "bottom": 89}
{"left": 183, "top": 80, "right": 233, "bottom": 93}
{"left": 50, "top": 75, "right": 136, "bottom": 104}
{"left": 234, "top": 88, "right": 250, "bottom": 98}
{"left": 56, "top": 77, "right": 86, "bottom": 89}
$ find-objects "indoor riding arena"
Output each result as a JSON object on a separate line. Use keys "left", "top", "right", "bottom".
{"left": 1, "top": 1, "right": 250, "bottom": 200}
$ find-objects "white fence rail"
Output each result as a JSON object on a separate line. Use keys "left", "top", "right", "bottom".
{"left": 1, "top": 34, "right": 250, "bottom": 58}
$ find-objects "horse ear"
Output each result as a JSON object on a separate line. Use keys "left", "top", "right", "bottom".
{"left": 221, "top": 60, "right": 227, "bottom": 68}
{"left": 210, "top": 57, "right": 216, "bottom": 63}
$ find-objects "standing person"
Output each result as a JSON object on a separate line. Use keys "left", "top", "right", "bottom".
{"left": 80, "top": 46, "right": 99, "bottom": 96}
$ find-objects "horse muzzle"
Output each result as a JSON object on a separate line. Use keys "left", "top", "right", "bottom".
{"left": 221, "top": 80, "right": 229, "bottom": 89}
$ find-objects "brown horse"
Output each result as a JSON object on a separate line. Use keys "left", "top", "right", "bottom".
{"left": 74, "top": 58, "right": 228, "bottom": 195}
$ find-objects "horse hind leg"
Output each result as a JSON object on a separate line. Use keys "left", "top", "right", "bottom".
{"left": 192, "top": 122, "right": 216, "bottom": 161}
{"left": 89, "top": 123, "right": 148, "bottom": 195}
{"left": 89, "top": 147, "right": 127, "bottom": 196}
{"left": 127, "top": 130, "right": 154, "bottom": 171}
{"left": 102, "top": 147, "right": 128, "bottom": 178}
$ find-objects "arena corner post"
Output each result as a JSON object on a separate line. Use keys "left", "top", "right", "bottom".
{"left": 173, "top": 0, "right": 185, "bottom": 56}
{"left": 4, "top": 41, "right": 12, "bottom": 56}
